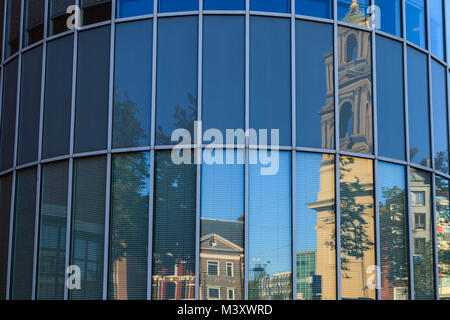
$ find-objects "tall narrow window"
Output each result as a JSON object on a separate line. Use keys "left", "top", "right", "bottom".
{"left": 296, "top": 21, "right": 334, "bottom": 150}
{"left": 37, "top": 161, "right": 69, "bottom": 300}
{"left": 5, "top": 0, "right": 21, "bottom": 58}
{"left": 296, "top": 152, "right": 336, "bottom": 300}
{"left": 11, "top": 167, "right": 37, "bottom": 300}
{"left": 296, "top": 0, "right": 332, "bottom": 19}
{"left": 156, "top": 17, "right": 198, "bottom": 145}
{"left": 0, "top": 0, "right": 5, "bottom": 59}
{"left": 113, "top": 20, "right": 152, "bottom": 149}
{"left": 338, "top": 0, "right": 369, "bottom": 27}
{"left": 18, "top": 46, "right": 43, "bottom": 165}
{"left": 407, "top": 47, "right": 430, "bottom": 167}
{"left": 249, "top": 151, "right": 292, "bottom": 300}
{"left": 406, "top": 0, "right": 426, "bottom": 48}
{"left": 339, "top": 156, "right": 375, "bottom": 300}
{"left": 48, "top": 0, "right": 75, "bottom": 36}
{"left": 200, "top": 150, "right": 244, "bottom": 300}
{"left": 410, "top": 168, "right": 434, "bottom": 300}
{"left": 117, "top": 0, "right": 153, "bottom": 18}
{"left": 109, "top": 152, "right": 150, "bottom": 300}
{"left": 75, "top": 26, "right": 110, "bottom": 154}
{"left": 338, "top": 27, "right": 373, "bottom": 154}
{"left": 0, "top": 174, "right": 12, "bottom": 300}
{"left": 70, "top": 156, "right": 107, "bottom": 300}
{"left": 429, "top": 0, "right": 444, "bottom": 60}
{"left": 250, "top": 17, "right": 291, "bottom": 146}
{"left": 152, "top": 151, "right": 196, "bottom": 300}
{"left": 81, "top": 0, "right": 111, "bottom": 26}
{"left": 375, "top": 0, "right": 401, "bottom": 37}
{"left": 23, "top": 0, "right": 45, "bottom": 46}
{"left": 436, "top": 176, "right": 450, "bottom": 300}
{"left": 378, "top": 162, "right": 409, "bottom": 300}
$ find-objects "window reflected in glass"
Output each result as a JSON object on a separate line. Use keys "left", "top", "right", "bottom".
{"left": 249, "top": 151, "right": 292, "bottom": 300}
{"left": 407, "top": 47, "right": 430, "bottom": 167}
{"left": 11, "top": 167, "right": 37, "bottom": 300}
{"left": 23, "top": 0, "right": 45, "bottom": 46}
{"left": 203, "top": 16, "right": 245, "bottom": 142}
{"left": 296, "top": 152, "right": 336, "bottom": 300}
{"left": 406, "top": 0, "right": 426, "bottom": 48}
{"left": 410, "top": 168, "right": 435, "bottom": 300}
{"left": 250, "top": 17, "right": 291, "bottom": 146}
{"left": 5, "top": 0, "right": 21, "bottom": 58}
{"left": 159, "top": 0, "right": 198, "bottom": 12}
{"left": 376, "top": 35, "right": 405, "bottom": 160}
{"left": 436, "top": 175, "right": 450, "bottom": 300}
{"left": 152, "top": 150, "right": 196, "bottom": 300}
{"left": 374, "top": 0, "right": 401, "bottom": 37}
{"left": 109, "top": 152, "right": 150, "bottom": 300}
{"left": 339, "top": 156, "right": 375, "bottom": 300}
{"left": 156, "top": 17, "right": 198, "bottom": 145}
{"left": 296, "top": 21, "right": 334, "bottom": 150}
{"left": 204, "top": 0, "right": 244, "bottom": 10}
{"left": 70, "top": 156, "right": 107, "bottom": 300}
{"left": 117, "top": 0, "right": 153, "bottom": 18}
{"left": 338, "top": 27, "right": 373, "bottom": 154}
{"left": 429, "top": 0, "right": 444, "bottom": 60}
{"left": 338, "top": 0, "right": 369, "bottom": 27}
{"left": 250, "top": 0, "right": 290, "bottom": 13}
{"left": 36, "top": 161, "right": 68, "bottom": 300}
{"left": 431, "top": 60, "right": 449, "bottom": 174}
{"left": 378, "top": 162, "right": 409, "bottom": 300}
{"left": 113, "top": 20, "right": 152, "bottom": 149}
{"left": 296, "top": 0, "right": 332, "bottom": 18}
{"left": 0, "top": 174, "right": 12, "bottom": 300}
{"left": 200, "top": 150, "right": 244, "bottom": 300}
{"left": 82, "top": 0, "right": 112, "bottom": 26}
{"left": 48, "top": 0, "right": 75, "bottom": 36}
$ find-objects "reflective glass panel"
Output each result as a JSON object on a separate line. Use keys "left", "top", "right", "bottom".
{"left": 109, "top": 152, "right": 150, "bottom": 300}
{"left": 378, "top": 162, "right": 409, "bottom": 300}
{"left": 204, "top": 0, "right": 244, "bottom": 10}
{"left": 436, "top": 175, "right": 450, "bottom": 300}
{"left": 156, "top": 17, "right": 198, "bottom": 146}
{"left": 0, "top": 59, "right": 18, "bottom": 172}
{"left": 339, "top": 156, "right": 375, "bottom": 300}
{"left": 11, "top": 167, "right": 37, "bottom": 300}
{"left": 296, "top": 0, "right": 332, "bottom": 18}
{"left": 152, "top": 151, "right": 196, "bottom": 300}
{"left": 296, "top": 152, "right": 336, "bottom": 300}
{"left": 0, "top": 0, "right": 5, "bottom": 58}
{"left": 117, "top": 0, "right": 153, "bottom": 18}
{"left": 37, "top": 161, "right": 68, "bottom": 300}
{"left": 429, "top": 0, "right": 444, "bottom": 60}
{"left": 0, "top": 174, "right": 12, "bottom": 300}
{"left": 296, "top": 21, "right": 334, "bottom": 149}
{"left": 75, "top": 26, "right": 110, "bottom": 153}
{"left": 447, "top": 0, "right": 450, "bottom": 62}
{"left": 113, "top": 20, "right": 152, "bottom": 149}
{"left": 48, "top": 0, "right": 75, "bottom": 36}
{"left": 250, "top": 0, "right": 290, "bottom": 13}
{"left": 18, "top": 46, "right": 43, "bottom": 166}
{"left": 200, "top": 150, "right": 244, "bottom": 300}
{"left": 70, "top": 156, "right": 107, "bottom": 300}
{"left": 406, "top": 0, "right": 426, "bottom": 48}
{"left": 407, "top": 47, "right": 431, "bottom": 167}
{"left": 158, "top": 0, "right": 198, "bottom": 12}
{"left": 5, "top": 0, "right": 21, "bottom": 58}
{"left": 338, "top": 0, "right": 369, "bottom": 26}
{"left": 338, "top": 27, "right": 373, "bottom": 154}
{"left": 23, "top": 0, "right": 45, "bottom": 46}
{"left": 431, "top": 60, "right": 449, "bottom": 174}
{"left": 81, "top": 0, "right": 111, "bottom": 26}
{"left": 202, "top": 16, "right": 245, "bottom": 142}
{"left": 249, "top": 151, "right": 292, "bottom": 300}
{"left": 376, "top": 35, "right": 405, "bottom": 160}
{"left": 410, "top": 168, "right": 435, "bottom": 300}
{"left": 250, "top": 17, "right": 291, "bottom": 146}
{"left": 374, "top": 0, "right": 401, "bottom": 37}
{"left": 43, "top": 35, "right": 74, "bottom": 159}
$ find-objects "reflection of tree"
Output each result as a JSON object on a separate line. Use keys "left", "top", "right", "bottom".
{"left": 410, "top": 147, "right": 430, "bottom": 168}
{"left": 414, "top": 241, "right": 434, "bottom": 300}
{"left": 435, "top": 151, "right": 449, "bottom": 174}
{"left": 436, "top": 178, "right": 450, "bottom": 298}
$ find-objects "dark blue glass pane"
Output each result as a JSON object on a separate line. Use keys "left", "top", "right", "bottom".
{"left": 203, "top": 16, "right": 245, "bottom": 142}
{"left": 204, "top": 0, "right": 245, "bottom": 10}
{"left": 431, "top": 60, "right": 448, "bottom": 174}
{"left": 117, "top": 0, "right": 153, "bottom": 18}
{"left": 429, "top": 0, "right": 444, "bottom": 60}
{"left": 407, "top": 47, "right": 430, "bottom": 167}
{"left": 250, "top": 17, "right": 291, "bottom": 146}
{"left": 296, "top": 20, "right": 334, "bottom": 149}
{"left": 406, "top": 0, "right": 426, "bottom": 48}
{"left": 376, "top": 35, "right": 405, "bottom": 160}
{"left": 296, "top": 0, "right": 332, "bottom": 19}
{"left": 156, "top": 17, "right": 198, "bottom": 145}
{"left": 338, "top": 0, "right": 369, "bottom": 24}
{"left": 250, "top": 0, "right": 290, "bottom": 13}
{"left": 375, "top": 0, "right": 401, "bottom": 37}
{"left": 159, "top": 0, "right": 198, "bottom": 12}
{"left": 113, "top": 20, "right": 152, "bottom": 149}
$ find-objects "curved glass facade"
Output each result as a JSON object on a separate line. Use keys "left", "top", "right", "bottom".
{"left": 0, "top": 0, "right": 449, "bottom": 300}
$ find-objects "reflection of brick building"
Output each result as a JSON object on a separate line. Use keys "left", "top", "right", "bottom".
{"left": 152, "top": 260, "right": 195, "bottom": 300}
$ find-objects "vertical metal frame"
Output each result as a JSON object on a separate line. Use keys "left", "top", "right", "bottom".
{"left": 244, "top": 0, "right": 250, "bottom": 301}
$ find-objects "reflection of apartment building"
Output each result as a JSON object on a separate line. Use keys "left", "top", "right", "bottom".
{"left": 152, "top": 260, "right": 195, "bottom": 300}
{"left": 250, "top": 267, "right": 292, "bottom": 300}
{"left": 436, "top": 190, "right": 450, "bottom": 299}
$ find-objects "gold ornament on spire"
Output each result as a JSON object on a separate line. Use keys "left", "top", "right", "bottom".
{"left": 350, "top": 0, "right": 359, "bottom": 11}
